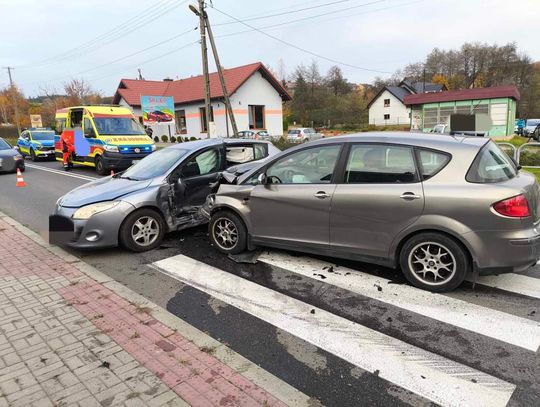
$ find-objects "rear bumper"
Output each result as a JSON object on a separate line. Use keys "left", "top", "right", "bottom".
{"left": 467, "top": 229, "right": 540, "bottom": 275}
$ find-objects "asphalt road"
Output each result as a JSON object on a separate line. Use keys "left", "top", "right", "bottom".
{"left": 1, "top": 157, "right": 540, "bottom": 406}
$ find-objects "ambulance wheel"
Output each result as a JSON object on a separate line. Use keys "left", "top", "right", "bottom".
{"left": 95, "top": 156, "right": 107, "bottom": 176}
{"left": 30, "top": 148, "right": 37, "bottom": 162}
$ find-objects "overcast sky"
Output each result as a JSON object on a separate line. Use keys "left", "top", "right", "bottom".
{"left": 1, "top": 0, "right": 539, "bottom": 97}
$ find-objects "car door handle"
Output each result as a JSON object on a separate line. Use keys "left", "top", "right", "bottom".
{"left": 314, "top": 191, "right": 330, "bottom": 199}
{"left": 400, "top": 192, "right": 422, "bottom": 200}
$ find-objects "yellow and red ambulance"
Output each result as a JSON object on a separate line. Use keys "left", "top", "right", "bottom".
{"left": 55, "top": 106, "right": 155, "bottom": 175}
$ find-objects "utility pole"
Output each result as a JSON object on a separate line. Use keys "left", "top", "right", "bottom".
{"left": 204, "top": 14, "right": 238, "bottom": 137}
{"left": 4, "top": 67, "right": 21, "bottom": 134}
{"left": 190, "top": 0, "right": 212, "bottom": 137}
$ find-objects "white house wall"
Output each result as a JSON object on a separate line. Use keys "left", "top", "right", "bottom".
{"left": 368, "top": 90, "right": 410, "bottom": 126}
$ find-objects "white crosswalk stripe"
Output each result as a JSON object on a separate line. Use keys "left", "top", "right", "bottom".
{"left": 470, "top": 273, "right": 540, "bottom": 299}
{"left": 151, "top": 254, "right": 516, "bottom": 407}
{"left": 258, "top": 251, "right": 540, "bottom": 352}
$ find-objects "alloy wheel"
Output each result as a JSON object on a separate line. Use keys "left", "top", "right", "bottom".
{"left": 407, "top": 242, "right": 457, "bottom": 286}
{"left": 131, "top": 216, "right": 160, "bottom": 247}
{"left": 212, "top": 218, "right": 238, "bottom": 250}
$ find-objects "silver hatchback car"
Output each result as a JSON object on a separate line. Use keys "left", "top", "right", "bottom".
{"left": 204, "top": 133, "right": 540, "bottom": 292}
{"left": 50, "top": 139, "right": 279, "bottom": 252}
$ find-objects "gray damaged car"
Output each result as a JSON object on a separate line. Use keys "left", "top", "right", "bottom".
{"left": 203, "top": 132, "right": 540, "bottom": 292}
{"left": 49, "top": 139, "right": 279, "bottom": 251}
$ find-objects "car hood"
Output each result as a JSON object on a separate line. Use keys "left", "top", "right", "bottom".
{"left": 34, "top": 139, "right": 55, "bottom": 147}
{"left": 59, "top": 176, "right": 152, "bottom": 208}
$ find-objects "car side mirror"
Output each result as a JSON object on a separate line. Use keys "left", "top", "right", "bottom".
{"left": 257, "top": 173, "right": 267, "bottom": 185}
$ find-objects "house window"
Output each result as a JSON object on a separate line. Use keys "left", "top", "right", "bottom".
{"left": 384, "top": 98, "right": 390, "bottom": 107}
{"left": 175, "top": 110, "right": 187, "bottom": 134}
{"left": 248, "top": 105, "right": 265, "bottom": 129}
{"left": 199, "top": 106, "right": 214, "bottom": 133}
{"left": 384, "top": 114, "right": 390, "bottom": 120}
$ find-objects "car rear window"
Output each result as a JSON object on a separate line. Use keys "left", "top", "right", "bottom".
{"left": 418, "top": 149, "right": 450, "bottom": 180}
{"left": 466, "top": 142, "right": 517, "bottom": 183}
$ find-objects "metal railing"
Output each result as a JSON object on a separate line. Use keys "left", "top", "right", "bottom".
{"left": 497, "top": 141, "right": 540, "bottom": 168}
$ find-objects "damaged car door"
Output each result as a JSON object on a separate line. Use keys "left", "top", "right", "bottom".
{"left": 169, "top": 146, "right": 223, "bottom": 226}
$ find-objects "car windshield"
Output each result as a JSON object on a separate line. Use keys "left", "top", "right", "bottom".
{"left": 0, "top": 139, "right": 11, "bottom": 150}
{"left": 31, "top": 131, "right": 55, "bottom": 141}
{"left": 93, "top": 117, "right": 146, "bottom": 135}
{"left": 121, "top": 148, "right": 188, "bottom": 180}
{"left": 258, "top": 131, "right": 269, "bottom": 136}
{"left": 288, "top": 130, "right": 300, "bottom": 134}
{"left": 526, "top": 119, "right": 540, "bottom": 127}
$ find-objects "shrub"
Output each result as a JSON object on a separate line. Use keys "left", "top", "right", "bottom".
{"left": 170, "top": 136, "right": 176, "bottom": 143}
{"left": 189, "top": 136, "right": 197, "bottom": 141}
{"left": 177, "top": 136, "right": 183, "bottom": 143}
{"left": 273, "top": 138, "right": 296, "bottom": 151}
{"left": 519, "top": 149, "right": 540, "bottom": 166}
{"left": 153, "top": 136, "right": 159, "bottom": 142}
{"left": 161, "top": 135, "right": 168, "bottom": 143}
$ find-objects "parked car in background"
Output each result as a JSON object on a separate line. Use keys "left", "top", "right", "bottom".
{"left": 237, "top": 130, "right": 274, "bottom": 141}
{"left": 523, "top": 119, "right": 540, "bottom": 138}
{"left": 17, "top": 128, "right": 56, "bottom": 161}
{"left": 50, "top": 139, "right": 280, "bottom": 252}
{"left": 0, "top": 137, "right": 25, "bottom": 173}
{"left": 287, "top": 128, "right": 323, "bottom": 143}
{"left": 204, "top": 132, "right": 540, "bottom": 292}
{"left": 237, "top": 130, "right": 255, "bottom": 139}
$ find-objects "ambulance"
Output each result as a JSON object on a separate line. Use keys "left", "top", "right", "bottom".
{"left": 55, "top": 106, "right": 156, "bottom": 175}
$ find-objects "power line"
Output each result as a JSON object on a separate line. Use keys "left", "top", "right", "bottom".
{"left": 214, "top": 0, "right": 387, "bottom": 26}
{"left": 19, "top": 0, "right": 422, "bottom": 91}
{"left": 210, "top": 5, "right": 392, "bottom": 74}
{"left": 17, "top": 0, "right": 187, "bottom": 70}
{"left": 215, "top": 0, "right": 422, "bottom": 41}
{"left": 21, "top": 27, "right": 198, "bottom": 88}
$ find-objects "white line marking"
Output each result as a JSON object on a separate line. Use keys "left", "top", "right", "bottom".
{"left": 259, "top": 252, "right": 540, "bottom": 352}
{"left": 469, "top": 273, "right": 540, "bottom": 300}
{"left": 25, "top": 163, "right": 98, "bottom": 181}
{"left": 152, "top": 255, "right": 515, "bottom": 407}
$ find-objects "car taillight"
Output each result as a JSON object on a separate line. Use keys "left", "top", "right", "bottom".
{"left": 493, "top": 194, "right": 530, "bottom": 217}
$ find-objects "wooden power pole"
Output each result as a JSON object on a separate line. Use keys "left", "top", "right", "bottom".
{"left": 192, "top": 0, "right": 212, "bottom": 137}
{"left": 4, "top": 67, "right": 21, "bottom": 134}
{"left": 204, "top": 12, "right": 238, "bottom": 137}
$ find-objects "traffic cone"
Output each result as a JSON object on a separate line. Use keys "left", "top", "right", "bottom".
{"left": 16, "top": 168, "right": 26, "bottom": 187}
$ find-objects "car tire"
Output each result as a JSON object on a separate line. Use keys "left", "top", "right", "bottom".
{"left": 209, "top": 210, "right": 247, "bottom": 255}
{"left": 399, "top": 232, "right": 469, "bottom": 292}
{"left": 30, "top": 148, "right": 37, "bottom": 162}
{"left": 119, "top": 209, "right": 165, "bottom": 252}
{"left": 95, "top": 155, "right": 107, "bottom": 176}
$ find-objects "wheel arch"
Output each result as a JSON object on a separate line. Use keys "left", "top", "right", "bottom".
{"left": 117, "top": 205, "right": 168, "bottom": 243}
{"left": 394, "top": 228, "right": 473, "bottom": 268}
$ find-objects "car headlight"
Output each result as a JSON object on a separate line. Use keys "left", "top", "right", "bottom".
{"left": 104, "top": 145, "right": 119, "bottom": 152}
{"left": 14, "top": 155, "right": 23, "bottom": 161}
{"left": 73, "top": 201, "right": 121, "bottom": 220}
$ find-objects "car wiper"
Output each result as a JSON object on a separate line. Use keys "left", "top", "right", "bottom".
{"left": 118, "top": 176, "right": 140, "bottom": 181}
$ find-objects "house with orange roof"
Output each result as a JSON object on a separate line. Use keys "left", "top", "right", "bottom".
{"left": 112, "top": 62, "right": 291, "bottom": 139}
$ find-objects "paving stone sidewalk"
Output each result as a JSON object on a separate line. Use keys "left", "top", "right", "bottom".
{"left": 0, "top": 217, "right": 287, "bottom": 407}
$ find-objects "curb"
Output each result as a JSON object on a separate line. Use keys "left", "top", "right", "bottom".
{"left": 0, "top": 211, "right": 311, "bottom": 407}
